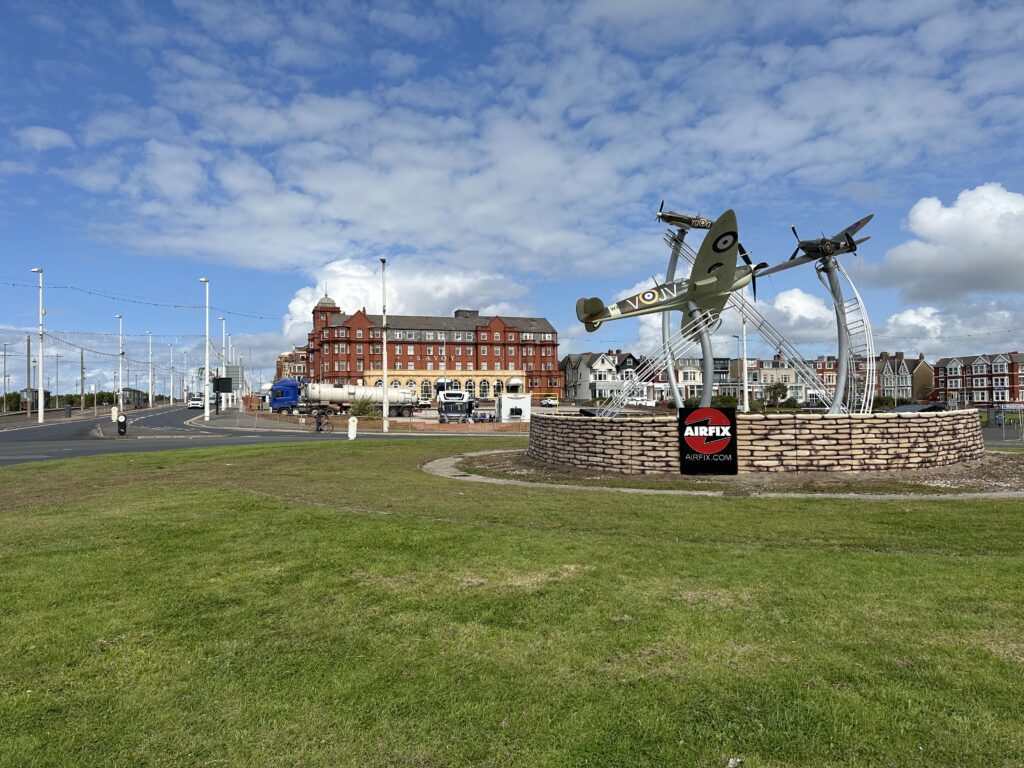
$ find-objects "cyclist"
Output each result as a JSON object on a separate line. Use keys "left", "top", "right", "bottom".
{"left": 314, "top": 409, "right": 324, "bottom": 433}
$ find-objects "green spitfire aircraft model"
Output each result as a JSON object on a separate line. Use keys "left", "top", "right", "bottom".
{"left": 576, "top": 209, "right": 767, "bottom": 334}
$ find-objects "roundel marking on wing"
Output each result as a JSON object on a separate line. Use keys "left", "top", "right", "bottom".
{"left": 712, "top": 231, "right": 738, "bottom": 253}
{"left": 639, "top": 289, "right": 659, "bottom": 305}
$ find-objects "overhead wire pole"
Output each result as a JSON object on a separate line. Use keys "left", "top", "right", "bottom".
{"left": 54, "top": 352, "right": 61, "bottom": 409}
{"left": 31, "top": 267, "right": 44, "bottom": 423}
{"left": 169, "top": 344, "right": 175, "bottom": 406}
{"left": 147, "top": 331, "right": 153, "bottom": 408}
{"left": 2, "top": 341, "right": 7, "bottom": 414}
{"left": 26, "top": 335, "right": 31, "bottom": 419}
{"left": 115, "top": 314, "right": 124, "bottom": 411}
{"left": 381, "top": 257, "right": 389, "bottom": 433}
{"left": 200, "top": 277, "right": 210, "bottom": 422}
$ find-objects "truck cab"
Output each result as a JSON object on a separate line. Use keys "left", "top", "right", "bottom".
{"left": 268, "top": 378, "right": 305, "bottom": 414}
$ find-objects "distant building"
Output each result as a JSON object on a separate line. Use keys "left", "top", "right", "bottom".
{"left": 275, "top": 346, "right": 307, "bottom": 381}
{"left": 874, "top": 351, "right": 933, "bottom": 401}
{"left": 300, "top": 297, "right": 563, "bottom": 400}
{"left": 933, "top": 352, "right": 1024, "bottom": 408}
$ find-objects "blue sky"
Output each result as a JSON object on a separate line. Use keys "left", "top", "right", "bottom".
{"left": 3, "top": 0, "right": 1024, "bottom": 393}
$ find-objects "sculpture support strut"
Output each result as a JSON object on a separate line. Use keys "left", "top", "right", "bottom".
{"left": 687, "top": 300, "right": 715, "bottom": 407}
{"left": 663, "top": 231, "right": 686, "bottom": 409}
{"left": 821, "top": 256, "right": 849, "bottom": 415}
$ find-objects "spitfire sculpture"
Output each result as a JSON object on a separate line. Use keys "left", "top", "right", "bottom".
{"left": 761, "top": 214, "right": 873, "bottom": 277}
{"left": 576, "top": 209, "right": 768, "bottom": 334}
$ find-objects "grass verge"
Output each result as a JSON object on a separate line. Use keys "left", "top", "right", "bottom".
{"left": 1, "top": 437, "right": 1023, "bottom": 767}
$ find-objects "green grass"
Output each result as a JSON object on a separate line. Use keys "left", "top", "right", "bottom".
{"left": 1, "top": 437, "right": 1023, "bottom": 767}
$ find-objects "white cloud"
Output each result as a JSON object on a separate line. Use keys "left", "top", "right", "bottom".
{"left": 282, "top": 258, "right": 531, "bottom": 342}
{"left": 371, "top": 49, "right": 421, "bottom": 79}
{"left": 875, "top": 299, "right": 1024, "bottom": 358}
{"left": 16, "top": 126, "right": 75, "bottom": 151}
{"left": 877, "top": 183, "right": 1024, "bottom": 300}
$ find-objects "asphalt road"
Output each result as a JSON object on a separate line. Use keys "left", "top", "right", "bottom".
{"left": 0, "top": 405, "right": 408, "bottom": 468}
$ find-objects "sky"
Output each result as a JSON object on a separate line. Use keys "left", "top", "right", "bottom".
{"left": 3, "top": 0, "right": 1024, "bottom": 394}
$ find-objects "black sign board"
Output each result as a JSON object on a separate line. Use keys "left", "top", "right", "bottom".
{"left": 678, "top": 407, "right": 738, "bottom": 475}
{"left": 213, "top": 377, "right": 233, "bottom": 393}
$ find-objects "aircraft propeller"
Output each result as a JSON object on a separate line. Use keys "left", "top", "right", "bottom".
{"left": 738, "top": 243, "right": 768, "bottom": 301}
{"left": 657, "top": 199, "right": 665, "bottom": 221}
{"left": 789, "top": 225, "right": 802, "bottom": 260}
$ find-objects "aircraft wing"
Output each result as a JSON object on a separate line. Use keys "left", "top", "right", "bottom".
{"left": 756, "top": 253, "right": 819, "bottom": 277}
{"left": 687, "top": 209, "right": 738, "bottom": 300}
{"left": 832, "top": 213, "right": 873, "bottom": 240}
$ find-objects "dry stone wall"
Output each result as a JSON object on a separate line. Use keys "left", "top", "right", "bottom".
{"left": 527, "top": 410, "right": 985, "bottom": 474}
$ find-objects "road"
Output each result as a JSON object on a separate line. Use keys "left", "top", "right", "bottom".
{"left": 0, "top": 405, "right": 417, "bottom": 468}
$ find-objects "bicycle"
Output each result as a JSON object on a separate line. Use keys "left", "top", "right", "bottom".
{"left": 308, "top": 412, "right": 335, "bottom": 434}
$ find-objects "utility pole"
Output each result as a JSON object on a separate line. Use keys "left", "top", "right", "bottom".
{"left": 200, "top": 277, "right": 210, "bottom": 422}
{"left": 381, "top": 257, "right": 389, "bottom": 433}
{"left": 170, "top": 344, "right": 175, "bottom": 405}
{"left": 31, "top": 267, "right": 44, "bottom": 423}
{"left": 115, "top": 314, "right": 124, "bottom": 410}
{"left": 26, "top": 335, "right": 31, "bottom": 419}
{"left": 147, "top": 330, "right": 153, "bottom": 408}
{"left": 2, "top": 341, "right": 7, "bottom": 414}
{"left": 80, "top": 348, "right": 84, "bottom": 413}
{"left": 54, "top": 352, "right": 61, "bottom": 409}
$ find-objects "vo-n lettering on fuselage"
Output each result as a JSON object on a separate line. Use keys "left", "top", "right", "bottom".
{"left": 622, "top": 281, "right": 683, "bottom": 312}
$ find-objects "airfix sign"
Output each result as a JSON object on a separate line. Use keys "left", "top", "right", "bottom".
{"left": 678, "top": 407, "right": 738, "bottom": 475}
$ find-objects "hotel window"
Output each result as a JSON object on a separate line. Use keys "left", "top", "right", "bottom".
{"left": 972, "top": 378, "right": 986, "bottom": 387}
{"left": 973, "top": 363, "right": 987, "bottom": 374}
{"left": 407, "top": 345, "right": 414, "bottom": 355}
{"left": 455, "top": 362, "right": 462, "bottom": 371}
{"left": 356, "top": 329, "right": 363, "bottom": 339}
{"left": 494, "top": 332, "right": 501, "bottom": 341}
{"left": 468, "top": 363, "right": 474, "bottom": 371}
{"left": 481, "top": 347, "right": 488, "bottom": 356}
{"left": 394, "top": 331, "right": 403, "bottom": 340}
{"left": 494, "top": 362, "right": 501, "bottom": 371}
{"left": 437, "top": 332, "right": 446, "bottom": 341}
{"left": 426, "top": 346, "right": 434, "bottom": 355}
{"left": 994, "top": 390, "right": 1008, "bottom": 402}
{"left": 396, "top": 362, "right": 403, "bottom": 370}
{"left": 494, "top": 346, "right": 501, "bottom": 355}
{"left": 481, "top": 362, "right": 488, "bottom": 371}
{"left": 948, "top": 365, "right": 961, "bottom": 376}
{"left": 426, "top": 332, "right": 434, "bottom": 340}
{"left": 454, "top": 332, "right": 463, "bottom": 341}
{"left": 993, "top": 362, "right": 1008, "bottom": 373}
{"left": 543, "top": 333, "right": 552, "bottom": 341}
{"left": 356, "top": 344, "right": 363, "bottom": 354}
{"left": 407, "top": 361, "right": 415, "bottom": 370}
{"left": 507, "top": 346, "right": 515, "bottom": 355}
{"left": 427, "top": 362, "right": 433, "bottom": 371}
{"left": 480, "top": 332, "right": 488, "bottom": 341}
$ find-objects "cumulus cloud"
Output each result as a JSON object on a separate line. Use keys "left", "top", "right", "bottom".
{"left": 16, "top": 126, "right": 74, "bottom": 151}
{"left": 877, "top": 183, "right": 1024, "bottom": 300}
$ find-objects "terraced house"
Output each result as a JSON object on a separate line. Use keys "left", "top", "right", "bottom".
{"left": 933, "top": 352, "right": 1023, "bottom": 408}
{"left": 303, "top": 297, "right": 563, "bottom": 400}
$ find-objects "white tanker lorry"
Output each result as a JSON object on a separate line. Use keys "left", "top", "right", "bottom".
{"left": 268, "top": 378, "right": 418, "bottom": 417}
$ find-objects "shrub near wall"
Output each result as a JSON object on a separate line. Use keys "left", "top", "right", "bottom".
{"left": 527, "top": 411, "right": 985, "bottom": 474}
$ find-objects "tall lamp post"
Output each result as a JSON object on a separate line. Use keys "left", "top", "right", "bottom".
{"left": 115, "top": 314, "right": 124, "bottom": 410}
{"left": 54, "top": 352, "right": 61, "bottom": 409}
{"left": 147, "top": 330, "right": 153, "bottom": 408}
{"left": 200, "top": 277, "right": 210, "bottom": 422}
{"left": 31, "top": 267, "right": 44, "bottom": 423}
{"left": 2, "top": 341, "right": 8, "bottom": 414}
{"left": 380, "top": 257, "right": 389, "bottom": 433}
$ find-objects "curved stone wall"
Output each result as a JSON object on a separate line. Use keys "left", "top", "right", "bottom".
{"left": 527, "top": 410, "right": 985, "bottom": 474}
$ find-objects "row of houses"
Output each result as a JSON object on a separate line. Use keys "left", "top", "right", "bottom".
{"left": 562, "top": 349, "right": 1024, "bottom": 408}
{"left": 277, "top": 298, "right": 1021, "bottom": 409}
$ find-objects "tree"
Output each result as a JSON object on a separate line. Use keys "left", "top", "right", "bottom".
{"left": 764, "top": 382, "right": 789, "bottom": 408}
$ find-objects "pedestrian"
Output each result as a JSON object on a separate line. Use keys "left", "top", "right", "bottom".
{"left": 314, "top": 409, "right": 323, "bottom": 433}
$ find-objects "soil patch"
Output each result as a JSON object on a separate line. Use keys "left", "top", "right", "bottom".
{"left": 458, "top": 449, "right": 1024, "bottom": 496}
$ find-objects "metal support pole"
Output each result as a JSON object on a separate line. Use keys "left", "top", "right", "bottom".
{"left": 169, "top": 344, "right": 175, "bottom": 405}
{"left": 115, "top": 314, "right": 124, "bottom": 411}
{"left": 200, "top": 278, "right": 210, "bottom": 422}
{"left": 26, "top": 335, "right": 31, "bottom": 419}
{"left": 31, "top": 267, "right": 44, "bottom": 423}
{"left": 147, "top": 331, "right": 153, "bottom": 408}
{"left": 687, "top": 300, "right": 715, "bottom": 408}
{"left": 662, "top": 231, "right": 685, "bottom": 409}
{"left": 2, "top": 341, "right": 7, "bottom": 414}
{"left": 80, "top": 348, "right": 85, "bottom": 413}
{"left": 381, "top": 257, "right": 389, "bottom": 432}
{"left": 54, "top": 352, "right": 61, "bottom": 408}
{"left": 741, "top": 316, "right": 749, "bottom": 412}
{"left": 821, "top": 257, "right": 849, "bottom": 415}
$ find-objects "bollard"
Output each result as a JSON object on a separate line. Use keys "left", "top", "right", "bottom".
{"left": 117, "top": 413, "right": 127, "bottom": 436}
{"left": 348, "top": 416, "right": 358, "bottom": 440}
{"left": 111, "top": 405, "right": 119, "bottom": 423}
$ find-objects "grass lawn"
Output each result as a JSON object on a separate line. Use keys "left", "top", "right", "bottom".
{"left": 1, "top": 437, "right": 1023, "bottom": 767}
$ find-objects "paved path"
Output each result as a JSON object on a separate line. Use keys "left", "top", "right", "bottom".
{"left": 422, "top": 451, "right": 1024, "bottom": 501}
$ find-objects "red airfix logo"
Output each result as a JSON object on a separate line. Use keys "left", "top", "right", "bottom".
{"left": 682, "top": 408, "right": 733, "bottom": 454}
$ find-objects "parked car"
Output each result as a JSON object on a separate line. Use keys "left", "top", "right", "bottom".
{"left": 187, "top": 396, "right": 204, "bottom": 409}
{"left": 417, "top": 398, "right": 433, "bottom": 408}
{"left": 624, "top": 396, "right": 656, "bottom": 407}
{"left": 540, "top": 397, "right": 558, "bottom": 407}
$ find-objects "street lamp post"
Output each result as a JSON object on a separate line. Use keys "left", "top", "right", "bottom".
{"left": 2, "top": 341, "right": 8, "bottom": 414}
{"left": 31, "top": 267, "right": 43, "bottom": 423}
{"left": 115, "top": 314, "right": 124, "bottom": 410}
{"left": 54, "top": 352, "right": 61, "bottom": 409}
{"left": 147, "top": 330, "right": 153, "bottom": 408}
{"left": 200, "top": 278, "right": 210, "bottom": 422}
{"left": 381, "top": 257, "right": 389, "bottom": 433}
{"left": 170, "top": 344, "right": 175, "bottom": 405}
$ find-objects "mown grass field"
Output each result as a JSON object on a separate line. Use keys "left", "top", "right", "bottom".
{"left": 1, "top": 437, "right": 1022, "bottom": 767}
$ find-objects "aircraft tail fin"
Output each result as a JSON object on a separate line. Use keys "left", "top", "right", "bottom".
{"left": 576, "top": 296, "right": 604, "bottom": 323}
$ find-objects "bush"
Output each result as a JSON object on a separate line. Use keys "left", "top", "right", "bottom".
{"left": 348, "top": 398, "right": 379, "bottom": 417}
